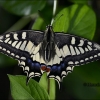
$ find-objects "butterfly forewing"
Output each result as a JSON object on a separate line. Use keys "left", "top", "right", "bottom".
{"left": 55, "top": 33, "right": 100, "bottom": 66}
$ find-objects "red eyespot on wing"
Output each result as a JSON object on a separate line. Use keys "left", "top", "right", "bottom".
{"left": 41, "top": 65, "right": 47, "bottom": 71}
{"left": 46, "top": 67, "right": 51, "bottom": 72}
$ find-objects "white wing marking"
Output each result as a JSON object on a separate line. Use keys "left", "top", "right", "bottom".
{"left": 78, "top": 40, "right": 84, "bottom": 46}
{"left": 12, "top": 41, "right": 18, "bottom": 47}
{"left": 16, "top": 55, "right": 19, "bottom": 58}
{"left": 66, "top": 66, "right": 71, "bottom": 70}
{"left": 90, "top": 56, "right": 93, "bottom": 59}
{"left": 98, "top": 53, "right": 100, "bottom": 56}
{"left": 8, "top": 40, "right": 12, "bottom": 44}
{"left": 88, "top": 42, "right": 92, "bottom": 45}
{"left": 11, "top": 53, "right": 14, "bottom": 56}
{"left": 3, "top": 48, "right": 6, "bottom": 51}
{"left": 80, "top": 60, "right": 84, "bottom": 62}
{"left": 40, "top": 56, "right": 45, "bottom": 64}
{"left": 4, "top": 38, "right": 10, "bottom": 43}
{"left": 94, "top": 55, "right": 97, "bottom": 57}
{"left": 0, "top": 46, "right": 2, "bottom": 49}
{"left": 33, "top": 43, "right": 41, "bottom": 54}
{"left": 21, "top": 57, "right": 26, "bottom": 60}
{"left": 61, "top": 71, "right": 66, "bottom": 76}
{"left": 25, "top": 66, "right": 29, "bottom": 71}
{"left": 22, "top": 32, "right": 26, "bottom": 39}
{"left": 85, "top": 58, "right": 89, "bottom": 61}
{"left": 35, "top": 52, "right": 40, "bottom": 62}
{"left": 20, "top": 41, "right": 27, "bottom": 50}
{"left": 25, "top": 41, "right": 34, "bottom": 53}
{"left": 87, "top": 45, "right": 92, "bottom": 51}
{"left": 60, "top": 48, "right": 65, "bottom": 57}
{"left": 71, "top": 37, "right": 75, "bottom": 44}
{"left": 53, "top": 55, "right": 60, "bottom": 64}
{"left": 29, "top": 72, "right": 34, "bottom": 77}
{"left": 75, "top": 47, "right": 80, "bottom": 55}
{"left": 16, "top": 41, "right": 22, "bottom": 49}
{"left": 63, "top": 45, "right": 71, "bottom": 56}
{"left": 70, "top": 45, "right": 76, "bottom": 55}
{"left": 20, "top": 61, "right": 25, "bottom": 66}
{"left": 68, "top": 61, "right": 74, "bottom": 65}
{"left": 85, "top": 47, "right": 89, "bottom": 52}
{"left": 32, "top": 55, "right": 35, "bottom": 61}
{"left": 7, "top": 50, "right": 10, "bottom": 54}
{"left": 47, "top": 59, "right": 53, "bottom": 65}
{"left": 13, "top": 34, "right": 19, "bottom": 40}
{"left": 75, "top": 61, "right": 79, "bottom": 64}
{"left": 79, "top": 47, "right": 84, "bottom": 54}
{"left": 55, "top": 45, "right": 61, "bottom": 57}
{"left": 6, "top": 34, "right": 10, "bottom": 38}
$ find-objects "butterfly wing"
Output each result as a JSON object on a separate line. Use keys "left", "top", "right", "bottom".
{"left": 1, "top": 29, "right": 100, "bottom": 88}
{"left": 0, "top": 30, "right": 44, "bottom": 82}
{"left": 47, "top": 33, "right": 100, "bottom": 86}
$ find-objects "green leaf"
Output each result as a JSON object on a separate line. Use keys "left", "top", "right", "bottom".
{"left": 32, "top": 17, "right": 46, "bottom": 30}
{"left": 39, "top": 74, "right": 56, "bottom": 100}
{"left": 53, "top": 4, "right": 96, "bottom": 40}
{"left": 0, "top": 0, "right": 46, "bottom": 16}
{"left": 53, "top": 8, "right": 70, "bottom": 33}
{"left": 39, "top": 73, "right": 48, "bottom": 92}
{"left": 8, "top": 75, "right": 49, "bottom": 100}
{"left": 70, "top": 0, "right": 88, "bottom": 4}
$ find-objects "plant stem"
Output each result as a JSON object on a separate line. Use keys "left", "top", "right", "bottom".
{"left": 49, "top": 79, "right": 56, "bottom": 100}
{"left": 51, "top": 0, "right": 57, "bottom": 26}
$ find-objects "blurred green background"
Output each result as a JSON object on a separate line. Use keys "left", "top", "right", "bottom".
{"left": 0, "top": 0, "right": 100, "bottom": 100}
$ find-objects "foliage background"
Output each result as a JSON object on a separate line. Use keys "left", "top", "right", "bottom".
{"left": 0, "top": 0, "right": 100, "bottom": 100}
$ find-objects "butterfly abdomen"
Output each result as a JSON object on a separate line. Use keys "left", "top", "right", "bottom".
{"left": 39, "top": 40, "right": 56, "bottom": 63}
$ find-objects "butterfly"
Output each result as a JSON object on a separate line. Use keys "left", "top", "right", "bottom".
{"left": 0, "top": 25, "right": 100, "bottom": 88}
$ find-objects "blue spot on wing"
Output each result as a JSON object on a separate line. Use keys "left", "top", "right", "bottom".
{"left": 27, "top": 59, "right": 31, "bottom": 63}
{"left": 61, "top": 62, "right": 65, "bottom": 69}
{"left": 51, "top": 66, "right": 57, "bottom": 72}
{"left": 50, "top": 65, "right": 64, "bottom": 75}
{"left": 57, "top": 66, "right": 61, "bottom": 74}
{"left": 49, "top": 62, "right": 66, "bottom": 77}
{"left": 26, "top": 58, "right": 41, "bottom": 73}
{"left": 34, "top": 62, "right": 41, "bottom": 70}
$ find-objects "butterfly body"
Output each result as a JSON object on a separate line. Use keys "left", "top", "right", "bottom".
{"left": 40, "top": 25, "right": 55, "bottom": 62}
{"left": 0, "top": 25, "right": 100, "bottom": 87}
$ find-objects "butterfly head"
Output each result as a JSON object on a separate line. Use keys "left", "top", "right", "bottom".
{"left": 44, "top": 25, "right": 54, "bottom": 40}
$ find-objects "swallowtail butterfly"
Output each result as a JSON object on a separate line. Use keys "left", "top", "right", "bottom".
{"left": 0, "top": 25, "right": 100, "bottom": 87}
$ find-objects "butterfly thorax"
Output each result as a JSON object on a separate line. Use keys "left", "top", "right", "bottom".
{"left": 40, "top": 25, "right": 56, "bottom": 62}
